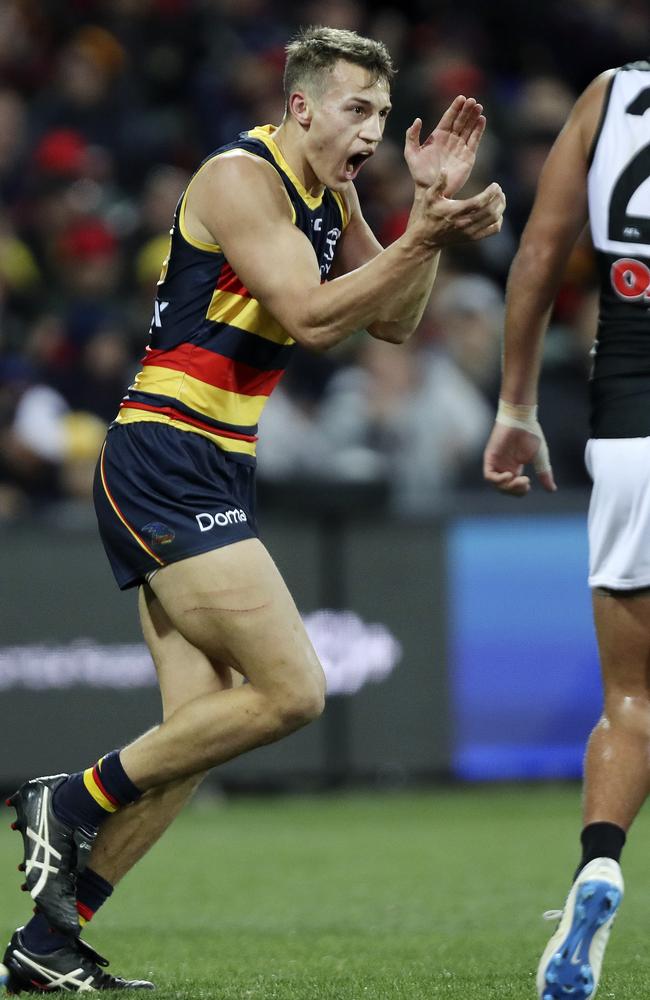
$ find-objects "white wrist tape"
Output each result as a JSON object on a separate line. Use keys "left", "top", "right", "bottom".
{"left": 496, "top": 399, "right": 552, "bottom": 475}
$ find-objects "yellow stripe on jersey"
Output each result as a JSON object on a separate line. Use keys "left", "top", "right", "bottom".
{"left": 248, "top": 125, "right": 325, "bottom": 210}
{"left": 205, "top": 290, "right": 294, "bottom": 345}
{"left": 178, "top": 181, "right": 222, "bottom": 254}
{"left": 130, "top": 365, "right": 269, "bottom": 427}
{"left": 114, "top": 407, "right": 257, "bottom": 456}
{"left": 83, "top": 766, "right": 118, "bottom": 814}
{"left": 331, "top": 189, "right": 349, "bottom": 229}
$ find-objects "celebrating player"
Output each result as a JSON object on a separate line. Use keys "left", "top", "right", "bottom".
{"left": 4, "top": 25, "right": 504, "bottom": 991}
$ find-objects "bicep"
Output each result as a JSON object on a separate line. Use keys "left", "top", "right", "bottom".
{"left": 190, "top": 155, "right": 324, "bottom": 338}
{"left": 523, "top": 123, "right": 590, "bottom": 250}
{"left": 522, "top": 74, "right": 612, "bottom": 251}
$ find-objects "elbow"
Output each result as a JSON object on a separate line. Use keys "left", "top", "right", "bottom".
{"left": 368, "top": 321, "right": 416, "bottom": 345}
{"left": 288, "top": 307, "right": 350, "bottom": 352}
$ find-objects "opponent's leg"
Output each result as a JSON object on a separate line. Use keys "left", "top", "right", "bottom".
{"left": 536, "top": 589, "right": 650, "bottom": 999}
{"left": 582, "top": 589, "right": 650, "bottom": 832}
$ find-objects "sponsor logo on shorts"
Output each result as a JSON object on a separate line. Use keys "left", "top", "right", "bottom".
{"left": 195, "top": 509, "right": 248, "bottom": 532}
{"left": 141, "top": 521, "right": 175, "bottom": 545}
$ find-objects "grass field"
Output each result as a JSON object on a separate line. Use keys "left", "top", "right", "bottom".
{"left": 1, "top": 785, "right": 649, "bottom": 998}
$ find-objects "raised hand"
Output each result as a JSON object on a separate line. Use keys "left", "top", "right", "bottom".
{"left": 404, "top": 96, "right": 486, "bottom": 195}
{"left": 412, "top": 173, "right": 505, "bottom": 247}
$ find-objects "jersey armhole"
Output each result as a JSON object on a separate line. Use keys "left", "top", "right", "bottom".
{"left": 178, "top": 149, "right": 297, "bottom": 253}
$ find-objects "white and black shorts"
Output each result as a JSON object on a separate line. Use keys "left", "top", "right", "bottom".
{"left": 585, "top": 437, "right": 650, "bottom": 590}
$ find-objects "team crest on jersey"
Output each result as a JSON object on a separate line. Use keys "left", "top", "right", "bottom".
{"left": 141, "top": 521, "right": 175, "bottom": 545}
{"left": 610, "top": 257, "right": 650, "bottom": 302}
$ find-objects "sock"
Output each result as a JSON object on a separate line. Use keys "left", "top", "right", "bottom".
{"left": 20, "top": 869, "right": 114, "bottom": 954}
{"left": 53, "top": 750, "right": 141, "bottom": 832}
{"left": 20, "top": 912, "right": 68, "bottom": 955}
{"left": 76, "top": 867, "right": 114, "bottom": 926}
{"left": 574, "top": 821, "right": 626, "bottom": 880}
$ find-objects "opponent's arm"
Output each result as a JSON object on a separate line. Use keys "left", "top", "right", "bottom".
{"left": 186, "top": 150, "right": 504, "bottom": 351}
{"left": 483, "top": 71, "right": 613, "bottom": 496}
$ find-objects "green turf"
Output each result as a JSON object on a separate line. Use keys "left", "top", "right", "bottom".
{"left": 2, "top": 785, "right": 649, "bottom": 998}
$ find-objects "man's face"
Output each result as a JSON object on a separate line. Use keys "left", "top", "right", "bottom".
{"left": 303, "top": 60, "right": 391, "bottom": 189}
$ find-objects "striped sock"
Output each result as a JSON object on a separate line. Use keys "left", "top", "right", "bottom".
{"left": 76, "top": 867, "right": 114, "bottom": 926}
{"left": 53, "top": 750, "right": 141, "bottom": 831}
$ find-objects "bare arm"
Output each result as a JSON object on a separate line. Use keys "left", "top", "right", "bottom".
{"left": 185, "top": 150, "right": 504, "bottom": 351}
{"left": 483, "top": 70, "right": 614, "bottom": 495}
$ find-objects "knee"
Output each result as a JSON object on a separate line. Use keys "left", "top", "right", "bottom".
{"left": 274, "top": 670, "right": 326, "bottom": 731}
{"left": 603, "top": 690, "right": 650, "bottom": 737}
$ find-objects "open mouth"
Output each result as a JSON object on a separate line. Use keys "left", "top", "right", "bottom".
{"left": 344, "top": 151, "right": 372, "bottom": 180}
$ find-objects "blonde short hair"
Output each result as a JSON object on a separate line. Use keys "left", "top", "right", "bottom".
{"left": 284, "top": 25, "right": 395, "bottom": 106}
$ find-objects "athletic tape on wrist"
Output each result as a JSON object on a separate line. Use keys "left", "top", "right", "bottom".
{"left": 495, "top": 399, "right": 552, "bottom": 474}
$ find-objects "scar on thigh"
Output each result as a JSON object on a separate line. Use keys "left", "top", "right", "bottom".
{"left": 182, "top": 598, "right": 271, "bottom": 615}
{"left": 179, "top": 587, "right": 273, "bottom": 615}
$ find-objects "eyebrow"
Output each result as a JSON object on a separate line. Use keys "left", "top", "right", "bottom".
{"left": 346, "top": 95, "right": 393, "bottom": 112}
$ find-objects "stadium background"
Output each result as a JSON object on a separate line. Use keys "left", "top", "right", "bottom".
{"left": 1, "top": 0, "right": 648, "bottom": 790}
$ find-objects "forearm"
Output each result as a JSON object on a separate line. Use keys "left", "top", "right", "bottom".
{"left": 293, "top": 226, "right": 438, "bottom": 350}
{"left": 367, "top": 249, "right": 440, "bottom": 344}
{"left": 500, "top": 237, "right": 573, "bottom": 405}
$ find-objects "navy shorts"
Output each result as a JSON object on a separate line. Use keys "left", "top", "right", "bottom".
{"left": 93, "top": 422, "right": 259, "bottom": 590}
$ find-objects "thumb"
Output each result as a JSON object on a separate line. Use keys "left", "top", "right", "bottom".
{"left": 406, "top": 118, "right": 422, "bottom": 144}
{"left": 537, "top": 468, "right": 557, "bottom": 492}
{"left": 533, "top": 437, "right": 557, "bottom": 492}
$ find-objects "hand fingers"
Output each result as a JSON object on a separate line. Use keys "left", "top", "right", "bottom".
{"left": 461, "top": 181, "right": 504, "bottom": 211}
{"left": 456, "top": 100, "right": 482, "bottom": 142}
{"left": 435, "top": 95, "right": 466, "bottom": 133}
{"left": 466, "top": 114, "right": 487, "bottom": 153}
{"left": 447, "top": 192, "right": 505, "bottom": 238}
{"left": 484, "top": 468, "right": 531, "bottom": 496}
{"left": 405, "top": 118, "right": 422, "bottom": 146}
{"left": 442, "top": 183, "right": 505, "bottom": 237}
{"left": 468, "top": 218, "right": 503, "bottom": 240}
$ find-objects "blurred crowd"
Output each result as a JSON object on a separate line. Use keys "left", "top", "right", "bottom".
{"left": 0, "top": 0, "right": 647, "bottom": 519}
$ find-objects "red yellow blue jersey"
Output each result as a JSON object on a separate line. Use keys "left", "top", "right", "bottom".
{"left": 116, "top": 125, "right": 349, "bottom": 461}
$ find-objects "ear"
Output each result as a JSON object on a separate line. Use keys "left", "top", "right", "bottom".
{"left": 288, "top": 91, "right": 313, "bottom": 129}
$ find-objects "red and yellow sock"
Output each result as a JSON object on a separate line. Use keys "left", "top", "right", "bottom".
{"left": 53, "top": 750, "right": 141, "bottom": 831}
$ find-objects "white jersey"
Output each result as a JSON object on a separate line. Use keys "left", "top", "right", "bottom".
{"left": 586, "top": 61, "right": 650, "bottom": 437}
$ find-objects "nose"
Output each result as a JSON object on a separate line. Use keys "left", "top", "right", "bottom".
{"left": 359, "top": 113, "right": 383, "bottom": 143}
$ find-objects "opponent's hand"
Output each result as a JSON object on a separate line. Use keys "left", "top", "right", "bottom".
{"left": 404, "top": 96, "right": 486, "bottom": 195}
{"left": 412, "top": 173, "right": 505, "bottom": 247}
{"left": 483, "top": 406, "right": 557, "bottom": 496}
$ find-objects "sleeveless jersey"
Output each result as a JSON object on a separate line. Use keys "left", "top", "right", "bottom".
{"left": 588, "top": 61, "right": 650, "bottom": 437}
{"left": 115, "top": 125, "right": 348, "bottom": 462}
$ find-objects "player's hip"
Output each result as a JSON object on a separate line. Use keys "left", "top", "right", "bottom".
{"left": 93, "top": 422, "right": 258, "bottom": 590}
{"left": 586, "top": 437, "right": 650, "bottom": 590}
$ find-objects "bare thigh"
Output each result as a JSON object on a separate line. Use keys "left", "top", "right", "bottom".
{"left": 138, "top": 583, "right": 239, "bottom": 718}
{"left": 593, "top": 588, "right": 650, "bottom": 708}
{"left": 148, "top": 538, "right": 325, "bottom": 699}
